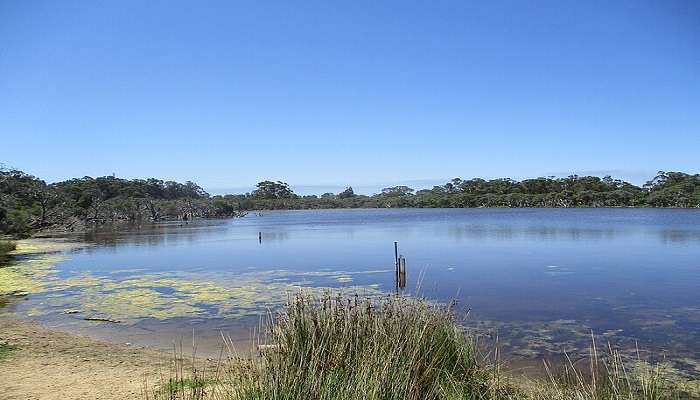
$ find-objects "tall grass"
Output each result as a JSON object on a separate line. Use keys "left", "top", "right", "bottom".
{"left": 152, "top": 294, "right": 697, "bottom": 400}
{"left": 236, "top": 294, "right": 499, "bottom": 400}
{"left": 521, "top": 338, "right": 697, "bottom": 400}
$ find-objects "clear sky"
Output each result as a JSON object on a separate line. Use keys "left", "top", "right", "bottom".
{"left": 1, "top": 1, "right": 698, "bottom": 195}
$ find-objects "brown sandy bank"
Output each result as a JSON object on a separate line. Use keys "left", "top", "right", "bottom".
{"left": 0, "top": 319, "right": 172, "bottom": 400}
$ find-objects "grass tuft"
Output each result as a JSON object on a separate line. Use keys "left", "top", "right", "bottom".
{"left": 0, "top": 342, "right": 19, "bottom": 360}
{"left": 150, "top": 294, "right": 698, "bottom": 400}
{"left": 235, "top": 294, "right": 499, "bottom": 400}
{"left": 163, "top": 377, "right": 221, "bottom": 398}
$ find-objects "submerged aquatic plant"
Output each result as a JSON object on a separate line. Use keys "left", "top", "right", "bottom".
{"left": 1, "top": 239, "right": 387, "bottom": 323}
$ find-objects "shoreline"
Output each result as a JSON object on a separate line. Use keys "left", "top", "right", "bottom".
{"left": 21, "top": 206, "right": 700, "bottom": 239}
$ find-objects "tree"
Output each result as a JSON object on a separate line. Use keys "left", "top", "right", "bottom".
{"left": 252, "top": 181, "right": 295, "bottom": 200}
{"left": 380, "top": 186, "right": 414, "bottom": 197}
{"left": 337, "top": 187, "right": 356, "bottom": 199}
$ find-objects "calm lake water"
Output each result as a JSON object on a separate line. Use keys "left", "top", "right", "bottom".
{"left": 2, "top": 208, "right": 700, "bottom": 373}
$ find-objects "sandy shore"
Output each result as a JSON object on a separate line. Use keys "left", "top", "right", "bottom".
{"left": 0, "top": 319, "right": 172, "bottom": 400}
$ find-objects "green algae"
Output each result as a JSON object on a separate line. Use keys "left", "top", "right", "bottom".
{"left": 1, "top": 245, "right": 387, "bottom": 324}
{"left": 79, "top": 286, "right": 200, "bottom": 320}
{"left": 0, "top": 239, "right": 85, "bottom": 295}
{"left": 0, "top": 254, "right": 64, "bottom": 295}
{"left": 9, "top": 239, "right": 84, "bottom": 256}
{"left": 0, "top": 267, "right": 45, "bottom": 295}
{"left": 61, "top": 271, "right": 385, "bottom": 323}
{"left": 628, "top": 360, "right": 700, "bottom": 396}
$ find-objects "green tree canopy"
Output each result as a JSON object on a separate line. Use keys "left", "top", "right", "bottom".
{"left": 337, "top": 187, "right": 356, "bottom": 199}
{"left": 252, "top": 181, "right": 295, "bottom": 200}
{"left": 380, "top": 186, "right": 415, "bottom": 197}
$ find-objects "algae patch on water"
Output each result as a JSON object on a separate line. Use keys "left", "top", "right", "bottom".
{"left": 0, "top": 254, "right": 64, "bottom": 295}
{"left": 2, "top": 240, "right": 388, "bottom": 324}
{"left": 78, "top": 286, "right": 200, "bottom": 320}
{"left": 56, "top": 270, "right": 386, "bottom": 323}
{"left": 0, "top": 239, "right": 88, "bottom": 296}
{"left": 9, "top": 239, "right": 84, "bottom": 256}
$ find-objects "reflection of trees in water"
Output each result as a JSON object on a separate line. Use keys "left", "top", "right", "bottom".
{"left": 659, "top": 229, "right": 700, "bottom": 243}
{"left": 55, "top": 211, "right": 700, "bottom": 247}
{"left": 72, "top": 220, "right": 232, "bottom": 248}
{"left": 445, "top": 224, "right": 617, "bottom": 241}
{"left": 260, "top": 231, "right": 290, "bottom": 241}
{"left": 62, "top": 219, "right": 299, "bottom": 251}
{"left": 446, "top": 224, "right": 700, "bottom": 243}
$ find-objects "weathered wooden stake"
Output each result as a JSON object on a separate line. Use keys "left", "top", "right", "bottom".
{"left": 394, "top": 241, "right": 399, "bottom": 294}
{"left": 258, "top": 231, "right": 262, "bottom": 243}
{"left": 398, "top": 255, "right": 406, "bottom": 289}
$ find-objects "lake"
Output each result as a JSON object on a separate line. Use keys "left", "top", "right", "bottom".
{"left": 2, "top": 208, "right": 700, "bottom": 374}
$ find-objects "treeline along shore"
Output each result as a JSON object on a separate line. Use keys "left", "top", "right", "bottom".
{"left": 1, "top": 167, "right": 699, "bottom": 237}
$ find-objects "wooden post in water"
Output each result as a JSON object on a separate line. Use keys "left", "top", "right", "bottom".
{"left": 259, "top": 231, "right": 262, "bottom": 244}
{"left": 394, "top": 241, "right": 399, "bottom": 294}
{"left": 398, "top": 255, "right": 406, "bottom": 289}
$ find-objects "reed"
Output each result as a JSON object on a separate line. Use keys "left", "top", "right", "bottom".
{"left": 521, "top": 338, "right": 697, "bottom": 400}
{"left": 150, "top": 294, "right": 697, "bottom": 400}
{"left": 239, "top": 294, "right": 498, "bottom": 400}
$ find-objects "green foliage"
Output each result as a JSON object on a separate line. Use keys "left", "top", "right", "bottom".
{"left": 2, "top": 168, "right": 699, "bottom": 237}
{"left": 162, "top": 377, "right": 220, "bottom": 398}
{"left": 0, "top": 167, "right": 238, "bottom": 236}
{"left": 252, "top": 181, "right": 295, "bottom": 200}
{"left": 643, "top": 171, "right": 700, "bottom": 208}
{"left": 231, "top": 173, "right": 698, "bottom": 210}
{"left": 0, "top": 168, "right": 62, "bottom": 236}
{"left": 381, "top": 185, "right": 415, "bottom": 197}
{"left": 337, "top": 186, "right": 356, "bottom": 199}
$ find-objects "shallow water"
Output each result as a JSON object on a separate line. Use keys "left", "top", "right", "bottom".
{"left": 2, "top": 208, "right": 700, "bottom": 374}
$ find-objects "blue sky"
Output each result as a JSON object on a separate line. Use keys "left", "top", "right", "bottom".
{"left": 1, "top": 1, "right": 698, "bottom": 195}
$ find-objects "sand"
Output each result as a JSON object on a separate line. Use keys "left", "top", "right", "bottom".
{"left": 0, "top": 319, "right": 172, "bottom": 400}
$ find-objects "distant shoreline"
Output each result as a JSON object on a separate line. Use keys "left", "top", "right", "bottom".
{"left": 2, "top": 168, "right": 698, "bottom": 238}
{"left": 26, "top": 206, "right": 700, "bottom": 239}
